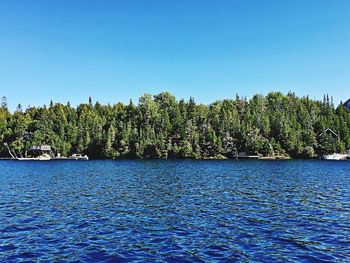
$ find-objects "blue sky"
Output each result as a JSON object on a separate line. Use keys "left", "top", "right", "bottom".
{"left": 0, "top": 0, "right": 349, "bottom": 110}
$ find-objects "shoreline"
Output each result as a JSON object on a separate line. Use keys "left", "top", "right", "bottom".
{"left": 1, "top": 156, "right": 348, "bottom": 161}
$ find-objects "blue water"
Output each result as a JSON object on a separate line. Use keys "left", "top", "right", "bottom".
{"left": 0, "top": 160, "right": 350, "bottom": 262}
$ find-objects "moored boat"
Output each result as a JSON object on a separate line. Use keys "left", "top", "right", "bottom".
{"left": 323, "top": 153, "right": 347, "bottom": 161}
{"left": 69, "top": 153, "right": 89, "bottom": 160}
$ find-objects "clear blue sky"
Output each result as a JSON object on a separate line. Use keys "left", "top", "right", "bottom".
{"left": 0, "top": 0, "right": 349, "bottom": 110}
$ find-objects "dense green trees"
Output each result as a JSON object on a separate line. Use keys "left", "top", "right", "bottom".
{"left": 0, "top": 92, "right": 349, "bottom": 159}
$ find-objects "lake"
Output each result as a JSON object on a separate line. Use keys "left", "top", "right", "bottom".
{"left": 0, "top": 160, "right": 349, "bottom": 262}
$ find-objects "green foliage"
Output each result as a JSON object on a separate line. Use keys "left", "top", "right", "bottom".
{"left": 0, "top": 92, "right": 349, "bottom": 159}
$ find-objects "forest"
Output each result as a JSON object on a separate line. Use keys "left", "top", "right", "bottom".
{"left": 0, "top": 92, "right": 349, "bottom": 159}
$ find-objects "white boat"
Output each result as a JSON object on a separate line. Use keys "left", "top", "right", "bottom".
{"left": 17, "top": 153, "right": 52, "bottom": 161}
{"left": 69, "top": 153, "right": 89, "bottom": 160}
{"left": 323, "top": 153, "right": 348, "bottom": 161}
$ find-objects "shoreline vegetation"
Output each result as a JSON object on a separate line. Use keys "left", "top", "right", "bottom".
{"left": 1, "top": 92, "right": 349, "bottom": 160}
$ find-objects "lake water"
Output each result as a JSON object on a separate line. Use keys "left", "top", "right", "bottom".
{"left": 0, "top": 160, "right": 349, "bottom": 262}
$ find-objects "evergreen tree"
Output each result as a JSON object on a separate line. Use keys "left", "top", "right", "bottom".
{"left": 0, "top": 92, "right": 349, "bottom": 159}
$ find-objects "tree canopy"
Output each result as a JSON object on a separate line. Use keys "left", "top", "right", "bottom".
{"left": 1, "top": 92, "right": 349, "bottom": 159}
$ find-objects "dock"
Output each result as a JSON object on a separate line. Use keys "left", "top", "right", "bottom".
{"left": 234, "top": 152, "right": 260, "bottom": 160}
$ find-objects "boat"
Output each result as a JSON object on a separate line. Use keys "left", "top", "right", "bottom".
{"left": 323, "top": 153, "right": 348, "bottom": 161}
{"left": 69, "top": 153, "right": 89, "bottom": 160}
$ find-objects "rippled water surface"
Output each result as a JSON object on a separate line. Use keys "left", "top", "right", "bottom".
{"left": 0, "top": 160, "right": 350, "bottom": 262}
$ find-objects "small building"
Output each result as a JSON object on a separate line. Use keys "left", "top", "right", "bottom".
{"left": 343, "top": 98, "right": 350, "bottom": 110}
{"left": 319, "top": 128, "right": 339, "bottom": 139}
{"left": 318, "top": 128, "right": 340, "bottom": 155}
{"left": 26, "top": 145, "right": 55, "bottom": 158}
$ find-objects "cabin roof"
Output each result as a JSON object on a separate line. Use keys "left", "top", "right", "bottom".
{"left": 319, "top": 128, "right": 339, "bottom": 138}
{"left": 343, "top": 98, "right": 350, "bottom": 109}
{"left": 29, "top": 145, "right": 52, "bottom": 151}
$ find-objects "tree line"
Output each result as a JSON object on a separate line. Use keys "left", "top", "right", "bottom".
{"left": 0, "top": 92, "right": 349, "bottom": 159}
